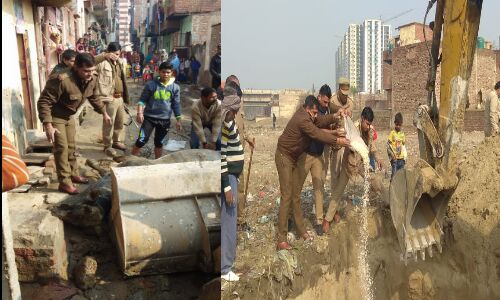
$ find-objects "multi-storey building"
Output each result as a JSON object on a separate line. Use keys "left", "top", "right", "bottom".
{"left": 335, "top": 19, "right": 391, "bottom": 94}
{"left": 117, "top": 0, "right": 131, "bottom": 45}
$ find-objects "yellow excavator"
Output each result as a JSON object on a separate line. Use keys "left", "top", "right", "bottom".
{"left": 389, "top": 0, "right": 483, "bottom": 263}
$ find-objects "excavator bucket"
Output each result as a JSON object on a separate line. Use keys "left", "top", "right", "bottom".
{"left": 389, "top": 0, "right": 482, "bottom": 263}
{"left": 389, "top": 160, "right": 455, "bottom": 264}
{"left": 109, "top": 160, "right": 220, "bottom": 276}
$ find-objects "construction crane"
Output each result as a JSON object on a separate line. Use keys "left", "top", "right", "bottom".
{"left": 381, "top": 8, "right": 414, "bottom": 23}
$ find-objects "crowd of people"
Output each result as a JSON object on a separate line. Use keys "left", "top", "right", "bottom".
{"left": 38, "top": 40, "right": 224, "bottom": 195}
{"left": 218, "top": 77, "right": 412, "bottom": 282}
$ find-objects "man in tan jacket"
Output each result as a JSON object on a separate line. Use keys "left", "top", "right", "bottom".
{"left": 276, "top": 95, "right": 349, "bottom": 250}
{"left": 326, "top": 77, "right": 354, "bottom": 223}
{"left": 484, "top": 81, "right": 500, "bottom": 137}
{"left": 95, "top": 42, "right": 130, "bottom": 157}
{"left": 190, "top": 87, "right": 222, "bottom": 150}
{"left": 323, "top": 107, "right": 382, "bottom": 233}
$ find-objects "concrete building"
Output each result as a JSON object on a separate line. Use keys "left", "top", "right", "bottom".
{"left": 335, "top": 20, "right": 391, "bottom": 94}
{"left": 242, "top": 89, "right": 307, "bottom": 120}
{"left": 117, "top": 0, "right": 131, "bottom": 45}
{"left": 360, "top": 20, "right": 390, "bottom": 94}
{"left": 396, "top": 22, "right": 433, "bottom": 47}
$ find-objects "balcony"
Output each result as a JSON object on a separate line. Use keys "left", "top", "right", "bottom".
{"left": 34, "top": 0, "right": 71, "bottom": 7}
{"left": 166, "top": 0, "right": 220, "bottom": 19}
{"left": 160, "top": 18, "right": 181, "bottom": 34}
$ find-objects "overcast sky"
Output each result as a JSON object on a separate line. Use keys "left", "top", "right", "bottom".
{"left": 222, "top": 0, "right": 499, "bottom": 90}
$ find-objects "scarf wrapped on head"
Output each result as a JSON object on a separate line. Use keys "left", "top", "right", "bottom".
{"left": 221, "top": 81, "right": 242, "bottom": 121}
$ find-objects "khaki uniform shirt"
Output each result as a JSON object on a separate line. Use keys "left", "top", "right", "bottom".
{"left": 94, "top": 58, "right": 129, "bottom": 104}
{"left": 485, "top": 90, "right": 499, "bottom": 137}
{"left": 37, "top": 70, "right": 105, "bottom": 124}
{"left": 343, "top": 120, "right": 379, "bottom": 179}
{"left": 329, "top": 93, "right": 354, "bottom": 178}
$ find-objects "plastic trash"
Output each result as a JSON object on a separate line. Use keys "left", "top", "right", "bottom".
{"left": 259, "top": 215, "right": 270, "bottom": 224}
{"left": 163, "top": 139, "right": 186, "bottom": 152}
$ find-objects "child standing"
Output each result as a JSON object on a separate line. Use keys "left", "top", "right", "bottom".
{"left": 132, "top": 62, "right": 182, "bottom": 159}
{"left": 387, "top": 112, "right": 407, "bottom": 180}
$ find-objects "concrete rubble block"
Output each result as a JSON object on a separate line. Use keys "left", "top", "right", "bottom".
{"left": 38, "top": 177, "right": 51, "bottom": 186}
{"left": 45, "top": 159, "right": 56, "bottom": 169}
{"left": 27, "top": 166, "right": 45, "bottom": 179}
{"left": 45, "top": 193, "right": 69, "bottom": 205}
{"left": 43, "top": 167, "right": 55, "bottom": 175}
{"left": 74, "top": 256, "right": 98, "bottom": 290}
{"left": 8, "top": 192, "right": 68, "bottom": 282}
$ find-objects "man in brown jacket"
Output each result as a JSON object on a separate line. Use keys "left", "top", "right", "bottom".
{"left": 276, "top": 95, "right": 349, "bottom": 250}
{"left": 95, "top": 42, "right": 130, "bottom": 157}
{"left": 37, "top": 53, "right": 111, "bottom": 194}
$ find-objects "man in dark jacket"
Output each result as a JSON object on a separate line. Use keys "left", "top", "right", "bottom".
{"left": 210, "top": 44, "right": 221, "bottom": 89}
{"left": 275, "top": 96, "right": 349, "bottom": 250}
{"left": 50, "top": 50, "right": 77, "bottom": 76}
{"left": 37, "top": 53, "right": 111, "bottom": 194}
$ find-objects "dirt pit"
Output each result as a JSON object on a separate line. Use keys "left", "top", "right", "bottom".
{"left": 223, "top": 119, "right": 499, "bottom": 300}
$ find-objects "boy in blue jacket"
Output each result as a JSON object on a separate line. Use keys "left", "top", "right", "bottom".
{"left": 132, "top": 62, "right": 182, "bottom": 159}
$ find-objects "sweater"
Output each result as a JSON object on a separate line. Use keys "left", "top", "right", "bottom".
{"left": 138, "top": 78, "right": 181, "bottom": 120}
{"left": 191, "top": 99, "right": 222, "bottom": 143}
{"left": 221, "top": 119, "right": 244, "bottom": 193}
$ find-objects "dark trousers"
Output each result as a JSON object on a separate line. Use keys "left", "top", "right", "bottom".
{"left": 189, "top": 123, "right": 221, "bottom": 150}
{"left": 192, "top": 70, "right": 199, "bottom": 84}
{"left": 135, "top": 116, "right": 170, "bottom": 148}
{"left": 212, "top": 76, "right": 221, "bottom": 89}
{"left": 391, "top": 159, "right": 406, "bottom": 180}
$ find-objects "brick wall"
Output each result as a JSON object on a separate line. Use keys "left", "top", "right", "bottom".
{"left": 191, "top": 13, "right": 211, "bottom": 45}
{"left": 168, "top": 0, "right": 221, "bottom": 15}
{"left": 466, "top": 49, "right": 497, "bottom": 107}
{"left": 391, "top": 41, "right": 497, "bottom": 121}
{"left": 414, "top": 23, "right": 433, "bottom": 44}
{"left": 463, "top": 110, "right": 485, "bottom": 132}
{"left": 210, "top": 23, "right": 220, "bottom": 58}
{"left": 391, "top": 41, "right": 431, "bottom": 123}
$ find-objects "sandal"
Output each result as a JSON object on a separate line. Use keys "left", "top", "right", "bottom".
{"left": 334, "top": 211, "right": 342, "bottom": 223}
{"left": 277, "top": 241, "right": 292, "bottom": 250}
{"left": 302, "top": 231, "right": 314, "bottom": 242}
{"left": 322, "top": 219, "right": 330, "bottom": 233}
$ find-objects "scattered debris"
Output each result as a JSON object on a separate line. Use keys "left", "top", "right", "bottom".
{"left": 74, "top": 256, "right": 98, "bottom": 290}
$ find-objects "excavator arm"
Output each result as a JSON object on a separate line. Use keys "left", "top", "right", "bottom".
{"left": 389, "top": 0, "right": 483, "bottom": 264}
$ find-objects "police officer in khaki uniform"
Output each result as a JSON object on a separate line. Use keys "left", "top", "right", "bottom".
{"left": 37, "top": 53, "right": 111, "bottom": 195}
{"left": 323, "top": 77, "right": 354, "bottom": 230}
{"left": 95, "top": 42, "right": 130, "bottom": 156}
{"left": 484, "top": 81, "right": 500, "bottom": 137}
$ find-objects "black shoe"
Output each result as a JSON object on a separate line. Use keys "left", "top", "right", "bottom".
{"left": 287, "top": 218, "right": 295, "bottom": 232}
{"left": 314, "top": 224, "right": 324, "bottom": 236}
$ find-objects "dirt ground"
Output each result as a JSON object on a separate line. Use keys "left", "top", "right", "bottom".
{"left": 19, "top": 80, "right": 220, "bottom": 300}
{"left": 223, "top": 116, "right": 499, "bottom": 300}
